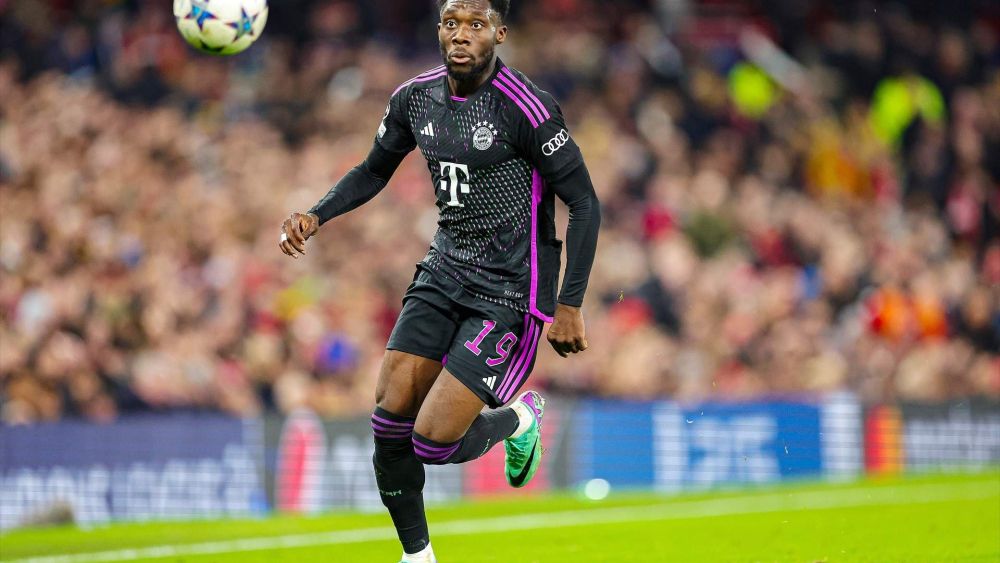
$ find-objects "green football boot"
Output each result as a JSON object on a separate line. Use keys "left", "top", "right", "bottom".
{"left": 504, "top": 391, "right": 546, "bottom": 488}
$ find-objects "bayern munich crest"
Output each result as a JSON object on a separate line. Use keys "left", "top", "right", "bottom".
{"left": 472, "top": 121, "right": 498, "bottom": 151}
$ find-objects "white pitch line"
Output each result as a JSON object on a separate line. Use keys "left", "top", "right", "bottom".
{"left": 6, "top": 481, "right": 998, "bottom": 563}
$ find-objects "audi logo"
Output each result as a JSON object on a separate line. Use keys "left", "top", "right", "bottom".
{"left": 542, "top": 129, "right": 570, "bottom": 156}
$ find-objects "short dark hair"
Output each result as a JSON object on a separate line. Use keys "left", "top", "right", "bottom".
{"left": 437, "top": 0, "right": 510, "bottom": 23}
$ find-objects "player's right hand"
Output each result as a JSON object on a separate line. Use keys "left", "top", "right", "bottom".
{"left": 279, "top": 212, "right": 319, "bottom": 259}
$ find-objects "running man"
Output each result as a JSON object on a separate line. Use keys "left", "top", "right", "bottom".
{"left": 279, "top": 1, "right": 600, "bottom": 561}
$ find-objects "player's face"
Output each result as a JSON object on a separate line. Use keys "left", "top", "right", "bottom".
{"left": 438, "top": 0, "right": 507, "bottom": 82}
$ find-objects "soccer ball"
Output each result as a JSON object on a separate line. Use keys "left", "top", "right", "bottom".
{"left": 174, "top": 0, "right": 268, "bottom": 56}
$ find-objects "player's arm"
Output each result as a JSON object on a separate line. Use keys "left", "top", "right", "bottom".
{"left": 511, "top": 85, "right": 601, "bottom": 356}
{"left": 545, "top": 163, "right": 601, "bottom": 356}
{"left": 549, "top": 165, "right": 600, "bottom": 308}
{"left": 280, "top": 93, "right": 416, "bottom": 258}
{"left": 278, "top": 141, "right": 408, "bottom": 258}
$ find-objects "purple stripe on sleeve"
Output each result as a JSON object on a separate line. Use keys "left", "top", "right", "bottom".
{"left": 450, "top": 96, "right": 467, "bottom": 101}
{"left": 500, "top": 68, "right": 550, "bottom": 121}
{"left": 497, "top": 320, "right": 537, "bottom": 399}
{"left": 409, "top": 65, "right": 446, "bottom": 80}
{"left": 392, "top": 67, "right": 443, "bottom": 95}
{"left": 371, "top": 414, "right": 415, "bottom": 428}
{"left": 494, "top": 73, "right": 545, "bottom": 124}
{"left": 492, "top": 80, "right": 540, "bottom": 128}
{"left": 501, "top": 322, "right": 543, "bottom": 403}
{"left": 393, "top": 69, "right": 447, "bottom": 95}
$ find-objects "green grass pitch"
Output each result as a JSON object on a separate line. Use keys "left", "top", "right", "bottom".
{"left": 2, "top": 471, "right": 997, "bottom": 562}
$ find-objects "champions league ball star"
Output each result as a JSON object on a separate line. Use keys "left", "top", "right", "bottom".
{"left": 174, "top": 0, "right": 268, "bottom": 56}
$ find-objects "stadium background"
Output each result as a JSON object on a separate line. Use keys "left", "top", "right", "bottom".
{"left": 0, "top": 0, "right": 998, "bottom": 558}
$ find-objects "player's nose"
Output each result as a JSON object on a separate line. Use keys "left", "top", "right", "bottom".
{"left": 452, "top": 25, "right": 472, "bottom": 44}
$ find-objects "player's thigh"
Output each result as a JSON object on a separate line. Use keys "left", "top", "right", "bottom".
{"left": 378, "top": 295, "right": 459, "bottom": 416}
{"left": 413, "top": 367, "right": 487, "bottom": 443}
{"left": 375, "top": 350, "right": 445, "bottom": 417}
{"left": 414, "top": 308, "right": 542, "bottom": 441}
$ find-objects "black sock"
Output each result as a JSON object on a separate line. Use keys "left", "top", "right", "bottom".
{"left": 412, "top": 408, "right": 519, "bottom": 465}
{"left": 371, "top": 407, "right": 428, "bottom": 554}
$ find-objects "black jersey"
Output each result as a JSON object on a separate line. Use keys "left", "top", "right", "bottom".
{"left": 376, "top": 59, "right": 584, "bottom": 322}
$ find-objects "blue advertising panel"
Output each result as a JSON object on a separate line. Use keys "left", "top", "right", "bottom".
{"left": 654, "top": 401, "right": 823, "bottom": 491}
{"left": 571, "top": 400, "right": 657, "bottom": 488}
{"left": 570, "top": 397, "right": 852, "bottom": 491}
{"left": 0, "top": 413, "right": 263, "bottom": 529}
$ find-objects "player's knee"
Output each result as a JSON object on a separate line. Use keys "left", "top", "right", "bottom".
{"left": 374, "top": 354, "right": 425, "bottom": 416}
{"left": 411, "top": 432, "right": 461, "bottom": 465}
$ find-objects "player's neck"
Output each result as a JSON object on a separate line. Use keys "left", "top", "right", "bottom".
{"left": 447, "top": 57, "right": 497, "bottom": 98}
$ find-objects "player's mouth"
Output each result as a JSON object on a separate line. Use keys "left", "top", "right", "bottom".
{"left": 449, "top": 51, "right": 473, "bottom": 65}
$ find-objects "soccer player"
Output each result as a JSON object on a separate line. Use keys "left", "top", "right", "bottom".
{"left": 279, "top": 1, "right": 600, "bottom": 561}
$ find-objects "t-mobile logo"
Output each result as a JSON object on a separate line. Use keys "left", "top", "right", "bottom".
{"left": 439, "top": 161, "right": 470, "bottom": 207}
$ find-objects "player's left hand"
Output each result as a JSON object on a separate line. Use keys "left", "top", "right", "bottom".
{"left": 546, "top": 303, "right": 588, "bottom": 358}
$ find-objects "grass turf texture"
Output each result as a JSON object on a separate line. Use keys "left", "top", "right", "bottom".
{"left": 2, "top": 471, "right": 997, "bottom": 563}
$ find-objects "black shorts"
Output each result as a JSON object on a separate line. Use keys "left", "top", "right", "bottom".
{"left": 387, "top": 268, "right": 544, "bottom": 408}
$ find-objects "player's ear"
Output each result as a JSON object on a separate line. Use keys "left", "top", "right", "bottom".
{"left": 496, "top": 24, "right": 507, "bottom": 45}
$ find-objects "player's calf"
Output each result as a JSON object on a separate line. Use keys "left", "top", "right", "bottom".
{"left": 371, "top": 408, "right": 431, "bottom": 555}
{"left": 411, "top": 408, "right": 519, "bottom": 465}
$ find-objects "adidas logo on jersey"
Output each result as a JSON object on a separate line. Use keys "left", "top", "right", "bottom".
{"left": 420, "top": 123, "right": 435, "bottom": 137}
{"left": 482, "top": 376, "right": 497, "bottom": 389}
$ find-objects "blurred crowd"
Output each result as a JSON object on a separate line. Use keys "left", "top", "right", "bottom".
{"left": 1, "top": 0, "right": 998, "bottom": 423}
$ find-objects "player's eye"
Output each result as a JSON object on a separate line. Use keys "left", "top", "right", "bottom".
{"left": 472, "top": 21, "right": 484, "bottom": 30}
{"left": 445, "top": 20, "right": 457, "bottom": 28}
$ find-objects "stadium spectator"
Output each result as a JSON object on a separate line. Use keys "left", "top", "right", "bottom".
{"left": 1, "top": 0, "right": 997, "bottom": 423}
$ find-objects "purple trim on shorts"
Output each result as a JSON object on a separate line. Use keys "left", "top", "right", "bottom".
{"left": 500, "top": 68, "right": 550, "bottom": 121}
{"left": 528, "top": 170, "right": 555, "bottom": 323}
{"left": 497, "top": 318, "right": 538, "bottom": 400}
{"left": 492, "top": 79, "right": 540, "bottom": 128}
{"left": 442, "top": 353, "right": 449, "bottom": 366}
{"left": 503, "top": 320, "right": 536, "bottom": 397}
{"left": 500, "top": 321, "right": 543, "bottom": 403}
{"left": 371, "top": 414, "right": 415, "bottom": 428}
{"left": 393, "top": 67, "right": 447, "bottom": 96}
{"left": 495, "top": 315, "right": 531, "bottom": 398}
